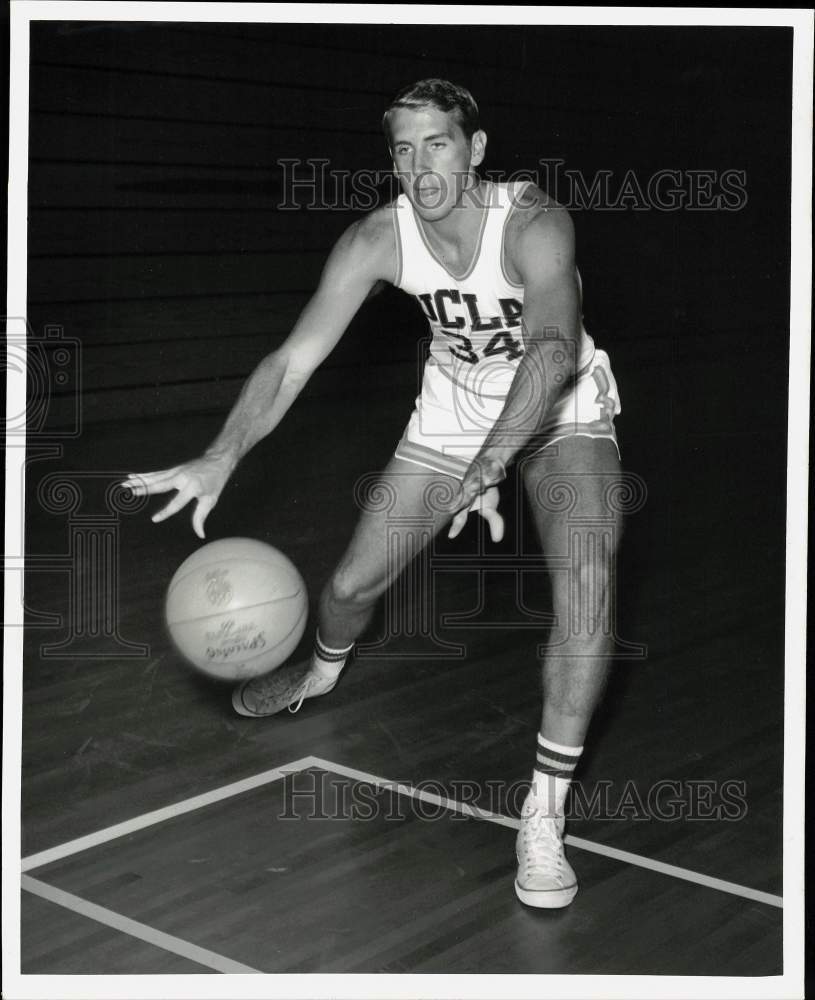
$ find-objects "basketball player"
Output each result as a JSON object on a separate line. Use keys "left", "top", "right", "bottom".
{"left": 124, "top": 80, "right": 623, "bottom": 909}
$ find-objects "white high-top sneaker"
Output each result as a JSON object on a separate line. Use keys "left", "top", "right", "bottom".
{"left": 232, "top": 659, "right": 338, "bottom": 717}
{"left": 514, "top": 791, "right": 578, "bottom": 908}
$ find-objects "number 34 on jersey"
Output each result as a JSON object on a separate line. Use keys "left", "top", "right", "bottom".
{"left": 416, "top": 290, "right": 525, "bottom": 365}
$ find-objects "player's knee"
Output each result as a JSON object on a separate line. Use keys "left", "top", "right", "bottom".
{"left": 327, "top": 567, "right": 382, "bottom": 610}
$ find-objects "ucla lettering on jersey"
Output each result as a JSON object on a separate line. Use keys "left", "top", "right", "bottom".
{"left": 393, "top": 180, "right": 595, "bottom": 399}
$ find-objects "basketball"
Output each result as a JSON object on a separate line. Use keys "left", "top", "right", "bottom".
{"left": 165, "top": 537, "right": 308, "bottom": 682}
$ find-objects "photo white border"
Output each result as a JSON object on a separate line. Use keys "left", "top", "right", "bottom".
{"left": 4, "top": 3, "right": 811, "bottom": 998}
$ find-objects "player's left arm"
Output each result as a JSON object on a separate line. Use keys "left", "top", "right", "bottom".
{"left": 449, "top": 205, "right": 581, "bottom": 532}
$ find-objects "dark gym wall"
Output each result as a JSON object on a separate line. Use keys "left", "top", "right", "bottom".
{"left": 20, "top": 19, "right": 794, "bottom": 818}
{"left": 27, "top": 21, "right": 792, "bottom": 448}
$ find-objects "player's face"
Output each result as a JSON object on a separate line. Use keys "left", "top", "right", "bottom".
{"left": 389, "top": 106, "right": 486, "bottom": 221}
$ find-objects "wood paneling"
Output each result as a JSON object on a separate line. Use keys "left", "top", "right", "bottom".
{"left": 28, "top": 206, "right": 352, "bottom": 256}
{"left": 28, "top": 249, "right": 325, "bottom": 301}
{"left": 25, "top": 22, "right": 790, "bottom": 424}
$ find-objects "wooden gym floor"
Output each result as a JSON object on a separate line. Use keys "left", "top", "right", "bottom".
{"left": 18, "top": 361, "right": 786, "bottom": 976}
{"left": 12, "top": 17, "right": 797, "bottom": 986}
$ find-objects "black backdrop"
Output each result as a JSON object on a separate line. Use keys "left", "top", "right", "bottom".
{"left": 23, "top": 20, "right": 793, "bottom": 732}
{"left": 26, "top": 21, "right": 792, "bottom": 436}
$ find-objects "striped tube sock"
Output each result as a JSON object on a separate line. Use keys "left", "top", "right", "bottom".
{"left": 532, "top": 735, "right": 584, "bottom": 816}
{"left": 310, "top": 631, "right": 354, "bottom": 682}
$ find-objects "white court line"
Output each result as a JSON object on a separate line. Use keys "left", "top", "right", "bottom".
{"left": 21, "top": 756, "right": 317, "bottom": 872}
{"left": 21, "top": 875, "right": 260, "bottom": 974}
{"left": 312, "top": 756, "right": 520, "bottom": 830}
{"left": 561, "top": 834, "right": 782, "bottom": 909}
{"left": 309, "top": 756, "right": 784, "bottom": 910}
{"left": 22, "top": 752, "right": 782, "bottom": 913}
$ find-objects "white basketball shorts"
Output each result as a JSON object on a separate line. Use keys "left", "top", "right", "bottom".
{"left": 394, "top": 348, "right": 621, "bottom": 480}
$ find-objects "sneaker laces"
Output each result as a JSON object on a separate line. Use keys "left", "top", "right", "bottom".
{"left": 518, "top": 805, "right": 567, "bottom": 877}
{"left": 287, "top": 669, "right": 337, "bottom": 714}
{"left": 288, "top": 676, "right": 315, "bottom": 714}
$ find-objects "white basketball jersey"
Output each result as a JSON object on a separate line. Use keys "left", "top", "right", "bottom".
{"left": 393, "top": 180, "right": 595, "bottom": 398}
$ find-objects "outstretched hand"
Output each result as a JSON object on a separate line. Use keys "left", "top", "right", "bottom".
{"left": 448, "top": 456, "right": 507, "bottom": 543}
{"left": 121, "top": 454, "right": 233, "bottom": 539}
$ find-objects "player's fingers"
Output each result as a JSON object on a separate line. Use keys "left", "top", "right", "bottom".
{"left": 480, "top": 507, "right": 505, "bottom": 543}
{"left": 455, "top": 486, "right": 480, "bottom": 516}
{"left": 122, "top": 467, "right": 179, "bottom": 484}
{"left": 191, "top": 496, "right": 215, "bottom": 540}
{"left": 478, "top": 486, "right": 501, "bottom": 511}
{"left": 447, "top": 507, "right": 469, "bottom": 540}
{"left": 121, "top": 469, "right": 181, "bottom": 495}
{"left": 152, "top": 484, "right": 196, "bottom": 523}
{"left": 467, "top": 487, "right": 503, "bottom": 542}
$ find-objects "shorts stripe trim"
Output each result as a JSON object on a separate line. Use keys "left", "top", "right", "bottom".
{"left": 394, "top": 438, "right": 470, "bottom": 480}
{"left": 529, "top": 427, "right": 620, "bottom": 460}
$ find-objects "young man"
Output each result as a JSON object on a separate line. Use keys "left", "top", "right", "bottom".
{"left": 125, "top": 79, "right": 622, "bottom": 909}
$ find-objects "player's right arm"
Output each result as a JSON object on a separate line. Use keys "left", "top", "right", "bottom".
{"left": 123, "top": 212, "right": 396, "bottom": 537}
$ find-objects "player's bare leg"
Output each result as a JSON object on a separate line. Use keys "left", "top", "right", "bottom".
{"left": 525, "top": 436, "right": 622, "bottom": 745}
{"left": 233, "top": 456, "right": 459, "bottom": 716}
{"left": 515, "top": 435, "right": 623, "bottom": 907}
